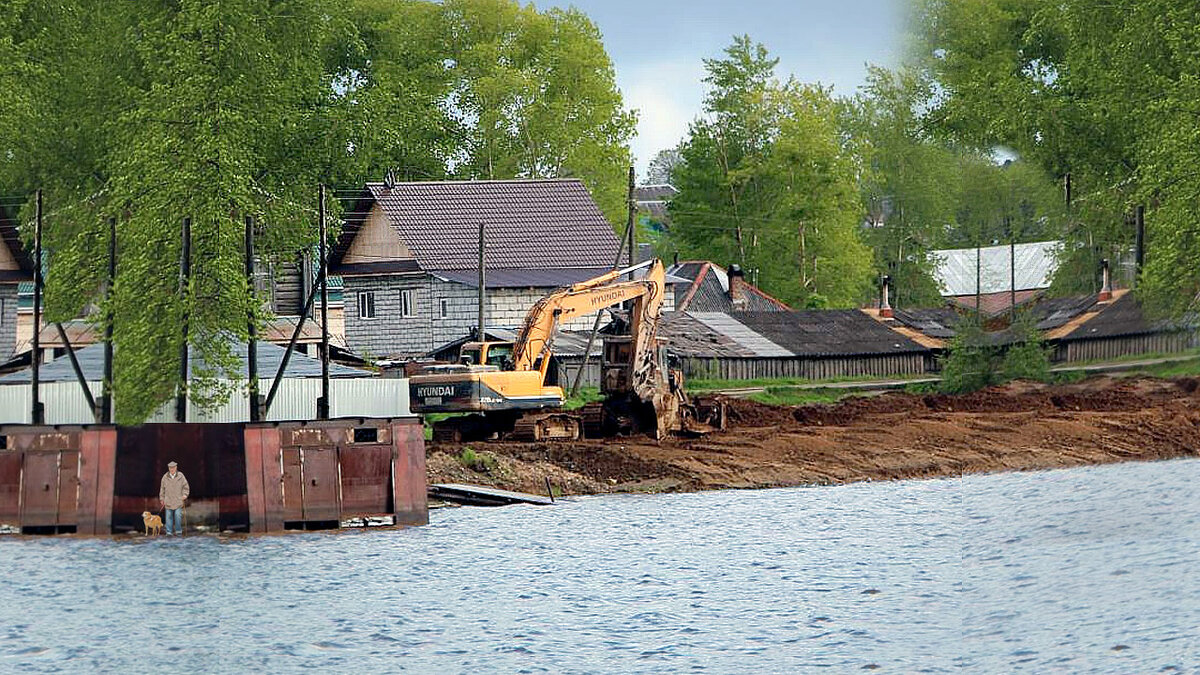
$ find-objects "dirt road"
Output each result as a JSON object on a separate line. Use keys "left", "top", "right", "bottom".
{"left": 426, "top": 376, "right": 1200, "bottom": 496}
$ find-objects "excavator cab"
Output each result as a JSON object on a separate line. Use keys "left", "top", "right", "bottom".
{"left": 459, "top": 341, "right": 515, "bottom": 370}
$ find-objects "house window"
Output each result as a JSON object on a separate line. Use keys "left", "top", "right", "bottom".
{"left": 439, "top": 298, "right": 448, "bottom": 319}
{"left": 401, "top": 289, "right": 415, "bottom": 318}
{"left": 357, "top": 291, "right": 376, "bottom": 320}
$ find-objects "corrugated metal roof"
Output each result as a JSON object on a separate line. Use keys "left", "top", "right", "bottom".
{"left": 736, "top": 310, "right": 928, "bottom": 357}
{"left": 334, "top": 179, "right": 620, "bottom": 272}
{"left": 688, "top": 312, "right": 793, "bottom": 357}
{"left": 432, "top": 267, "right": 613, "bottom": 289}
{"left": 0, "top": 340, "right": 372, "bottom": 384}
{"left": 932, "top": 241, "right": 1061, "bottom": 296}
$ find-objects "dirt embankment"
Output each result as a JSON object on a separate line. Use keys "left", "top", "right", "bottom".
{"left": 425, "top": 376, "right": 1200, "bottom": 496}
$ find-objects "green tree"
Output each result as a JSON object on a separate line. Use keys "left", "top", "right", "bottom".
{"left": 0, "top": 0, "right": 637, "bottom": 422}
{"left": 916, "top": 0, "right": 1200, "bottom": 314}
{"left": 670, "top": 37, "right": 872, "bottom": 307}
{"left": 441, "top": 0, "right": 636, "bottom": 222}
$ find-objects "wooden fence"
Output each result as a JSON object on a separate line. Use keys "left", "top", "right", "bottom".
{"left": 678, "top": 353, "right": 928, "bottom": 381}
{"left": 1053, "top": 331, "right": 1199, "bottom": 363}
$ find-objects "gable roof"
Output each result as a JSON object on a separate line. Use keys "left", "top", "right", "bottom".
{"left": 666, "top": 261, "right": 791, "bottom": 313}
{"left": 0, "top": 207, "right": 34, "bottom": 282}
{"left": 332, "top": 179, "right": 620, "bottom": 273}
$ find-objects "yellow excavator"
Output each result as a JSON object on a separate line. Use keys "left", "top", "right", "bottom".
{"left": 409, "top": 259, "right": 725, "bottom": 442}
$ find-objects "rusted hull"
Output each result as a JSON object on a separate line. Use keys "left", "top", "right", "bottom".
{"left": 0, "top": 418, "right": 425, "bottom": 535}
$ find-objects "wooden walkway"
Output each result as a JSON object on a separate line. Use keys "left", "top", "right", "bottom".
{"left": 428, "top": 483, "right": 555, "bottom": 507}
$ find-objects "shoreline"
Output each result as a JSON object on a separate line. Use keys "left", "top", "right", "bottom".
{"left": 426, "top": 375, "right": 1200, "bottom": 497}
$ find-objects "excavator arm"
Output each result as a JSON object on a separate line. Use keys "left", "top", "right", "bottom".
{"left": 511, "top": 260, "right": 666, "bottom": 380}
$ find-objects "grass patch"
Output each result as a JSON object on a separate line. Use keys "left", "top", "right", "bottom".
{"left": 748, "top": 387, "right": 859, "bottom": 406}
{"left": 563, "top": 386, "right": 603, "bottom": 410}
{"left": 1134, "top": 357, "right": 1200, "bottom": 378}
{"left": 458, "top": 446, "right": 498, "bottom": 473}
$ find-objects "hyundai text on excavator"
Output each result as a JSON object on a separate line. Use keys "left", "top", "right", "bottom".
{"left": 408, "top": 259, "right": 726, "bottom": 442}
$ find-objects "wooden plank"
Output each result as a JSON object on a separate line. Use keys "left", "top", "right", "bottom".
{"left": 429, "top": 483, "right": 553, "bottom": 507}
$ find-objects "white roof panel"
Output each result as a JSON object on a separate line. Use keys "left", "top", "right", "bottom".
{"left": 931, "top": 240, "right": 1061, "bottom": 296}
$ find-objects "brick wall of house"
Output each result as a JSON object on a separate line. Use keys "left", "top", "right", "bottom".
{"left": 0, "top": 283, "right": 18, "bottom": 357}
{"left": 343, "top": 274, "right": 676, "bottom": 359}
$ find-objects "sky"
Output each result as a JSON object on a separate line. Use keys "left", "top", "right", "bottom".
{"left": 540, "top": 0, "right": 906, "bottom": 177}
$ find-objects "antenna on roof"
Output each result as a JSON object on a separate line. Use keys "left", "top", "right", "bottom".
{"left": 384, "top": 168, "right": 397, "bottom": 190}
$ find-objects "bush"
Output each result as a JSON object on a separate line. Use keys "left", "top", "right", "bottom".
{"left": 939, "top": 312, "right": 1050, "bottom": 393}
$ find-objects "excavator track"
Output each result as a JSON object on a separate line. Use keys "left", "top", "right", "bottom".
{"left": 509, "top": 412, "right": 582, "bottom": 442}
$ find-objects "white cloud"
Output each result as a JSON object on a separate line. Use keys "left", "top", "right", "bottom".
{"left": 617, "top": 60, "right": 708, "bottom": 179}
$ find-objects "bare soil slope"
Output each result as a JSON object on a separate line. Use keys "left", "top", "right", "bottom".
{"left": 426, "top": 376, "right": 1200, "bottom": 495}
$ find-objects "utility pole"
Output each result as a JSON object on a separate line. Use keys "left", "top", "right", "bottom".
{"left": 626, "top": 167, "right": 636, "bottom": 266}
{"left": 176, "top": 217, "right": 191, "bottom": 423}
{"left": 318, "top": 184, "right": 330, "bottom": 420}
{"left": 101, "top": 217, "right": 116, "bottom": 424}
{"left": 31, "top": 189, "right": 43, "bottom": 425}
{"left": 1134, "top": 204, "right": 1145, "bottom": 286}
{"left": 245, "top": 215, "right": 260, "bottom": 422}
{"left": 477, "top": 221, "right": 486, "bottom": 342}
{"left": 569, "top": 166, "right": 635, "bottom": 398}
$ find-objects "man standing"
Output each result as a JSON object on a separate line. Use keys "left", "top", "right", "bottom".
{"left": 159, "top": 461, "right": 190, "bottom": 536}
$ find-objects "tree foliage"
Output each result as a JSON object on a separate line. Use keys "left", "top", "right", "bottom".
{"left": 939, "top": 313, "right": 1049, "bottom": 394}
{"left": 669, "top": 37, "right": 873, "bottom": 307}
{"left": 0, "top": 0, "right": 634, "bottom": 423}
{"left": 915, "top": 0, "right": 1200, "bottom": 314}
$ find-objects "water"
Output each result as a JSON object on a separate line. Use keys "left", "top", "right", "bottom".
{"left": 2, "top": 459, "right": 1197, "bottom": 673}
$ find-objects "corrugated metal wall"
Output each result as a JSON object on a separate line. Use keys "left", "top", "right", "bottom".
{"left": 0, "top": 379, "right": 411, "bottom": 425}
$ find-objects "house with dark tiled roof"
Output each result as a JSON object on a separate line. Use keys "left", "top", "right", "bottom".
{"left": 666, "top": 261, "right": 790, "bottom": 313}
{"left": 332, "top": 178, "right": 665, "bottom": 359}
{"left": 0, "top": 209, "right": 35, "bottom": 358}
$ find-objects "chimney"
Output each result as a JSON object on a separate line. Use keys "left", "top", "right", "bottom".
{"left": 1098, "top": 258, "right": 1112, "bottom": 302}
{"left": 728, "top": 264, "right": 747, "bottom": 310}
{"left": 879, "top": 275, "right": 893, "bottom": 318}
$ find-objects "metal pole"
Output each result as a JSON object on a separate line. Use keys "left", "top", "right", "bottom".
{"left": 245, "top": 215, "right": 260, "bottom": 422}
{"left": 626, "top": 166, "right": 635, "bottom": 267}
{"left": 568, "top": 167, "right": 635, "bottom": 398}
{"left": 54, "top": 322, "right": 97, "bottom": 419}
{"left": 176, "top": 217, "right": 191, "bottom": 423}
{"left": 1135, "top": 204, "right": 1145, "bottom": 285}
{"left": 975, "top": 245, "right": 982, "bottom": 318}
{"left": 477, "top": 221, "right": 486, "bottom": 341}
{"left": 101, "top": 217, "right": 115, "bottom": 424}
{"left": 318, "top": 184, "right": 330, "bottom": 420}
{"left": 31, "top": 189, "right": 43, "bottom": 425}
{"left": 262, "top": 268, "right": 323, "bottom": 417}
{"left": 1009, "top": 235, "right": 1016, "bottom": 320}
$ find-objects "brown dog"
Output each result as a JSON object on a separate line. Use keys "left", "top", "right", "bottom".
{"left": 142, "top": 511, "right": 163, "bottom": 536}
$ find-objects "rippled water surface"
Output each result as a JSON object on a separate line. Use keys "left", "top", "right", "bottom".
{"left": 2, "top": 459, "right": 1197, "bottom": 673}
